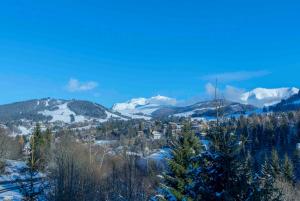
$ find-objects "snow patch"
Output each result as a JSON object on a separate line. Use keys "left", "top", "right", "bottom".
{"left": 112, "top": 95, "right": 176, "bottom": 119}
{"left": 16, "top": 126, "right": 32, "bottom": 136}
{"left": 39, "top": 103, "right": 87, "bottom": 123}
{"left": 95, "top": 140, "right": 117, "bottom": 145}
{"left": 0, "top": 160, "right": 43, "bottom": 201}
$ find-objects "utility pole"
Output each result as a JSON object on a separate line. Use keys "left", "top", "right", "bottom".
{"left": 89, "top": 133, "right": 92, "bottom": 165}
{"left": 31, "top": 134, "right": 35, "bottom": 169}
{"left": 214, "top": 78, "right": 219, "bottom": 126}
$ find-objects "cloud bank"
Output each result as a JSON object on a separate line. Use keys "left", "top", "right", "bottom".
{"left": 205, "top": 82, "right": 245, "bottom": 102}
{"left": 202, "top": 70, "right": 270, "bottom": 83}
{"left": 66, "top": 78, "right": 98, "bottom": 92}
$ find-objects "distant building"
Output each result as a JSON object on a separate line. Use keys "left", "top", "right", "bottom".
{"left": 137, "top": 130, "right": 144, "bottom": 137}
{"left": 82, "top": 134, "right": 95, "bottom": 143}
{"left": 152, "top": 131, "right": 162, "bottom": 140}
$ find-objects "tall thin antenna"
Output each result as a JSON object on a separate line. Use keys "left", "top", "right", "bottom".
{"left": 214, "top": 78, "right": 218, "bottom": 101}
{"left": 215, "top": 78, "right": 219, "bottom": 125}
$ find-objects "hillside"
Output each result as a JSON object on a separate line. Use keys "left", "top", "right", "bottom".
{"left": 153, "top": 100, "right": 257, "bottom": 119}
{"left": 269, "top": 91, "right": 300, "bottom": 112}
{"left": 0, "top": 98, "right": 128, "bottom": 135}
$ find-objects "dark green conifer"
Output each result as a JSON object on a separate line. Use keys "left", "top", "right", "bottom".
{"left": 282, "top": 154, "right": 294, "bottom": 183}
{"left": 270, "top": 149, "right": 281, "bottom": 178}
{"left": 159, "top": 123, "right": 202, "bottom": 201}
{"left": 259, "top": 157, "right": 282, "bottom": 201}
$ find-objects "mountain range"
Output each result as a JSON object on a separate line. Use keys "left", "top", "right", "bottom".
{"left": 0, "top": 87, "right": 298, "bottom": 135}
{"left": 113, "top": 87, "right": 299, "bottom": 118}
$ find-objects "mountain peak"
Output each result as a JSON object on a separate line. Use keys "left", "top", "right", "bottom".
{"left": 240, "top": 87, "right": 299, "bottom": 107}
{"left": 112, "top": 95, "right": 177, "bottom": 119}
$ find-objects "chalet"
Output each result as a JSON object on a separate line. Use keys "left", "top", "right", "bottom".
{"left": 152, "top": 131, "right": 162, "bottom": 140}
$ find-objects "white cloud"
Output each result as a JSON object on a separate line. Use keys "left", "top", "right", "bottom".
{"left": 66, "top": 78, "right": 98, "bottom": 92}
{"left": 224, "top": 85, "right": 245, "bottom": 102}
{"left": 205, "top": 82, "right": 245, "bottom": 102}
{"left": 205, "top": 82, "right": 219, "bottom": 98}
{"left": 148, "top": 95, "right": 177, "bottom": 106}
{"left": 202, "top": 70, "right": 270, "bottom": 83}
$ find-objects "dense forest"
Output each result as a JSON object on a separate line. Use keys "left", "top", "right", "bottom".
{"left": 2, "top": 110, "right": 300, "bottom": 200}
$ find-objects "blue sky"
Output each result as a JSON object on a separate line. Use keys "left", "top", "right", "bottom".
{"left": 0, "top": 0, "right": 299, "bottom": 107}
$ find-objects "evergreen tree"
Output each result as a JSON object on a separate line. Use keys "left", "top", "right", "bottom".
{"left": 28, "top": 124, "right": 42, "bottom": 170}
{"left": 240, "top": 152, "right": 254, "bottom": 195}
{"left": 297, "top": 120, "right": 300, "bottom": 139}
{"left": 29, "top": 124, "right": 51, "bottom": 171}
{"left": 20, "top": 124, "right": 47, "bottom": 201}
{"left": 44, "top": 128, "right": 52, "bottom": 152}
{"left": 282, "top": 154, "right": 294, "bottom": 183}
{"left": 194, "top": 126, "right": 255, "bottom": 201}
{"left": 270, "top": 149, "right": 281, "bottom": 178}
{"left": 159, "top": 123, "right": 202, "bottom": 201}
{"left": 156, "top": 117, "right": 287, "bottom": 201}
{"left": 258, "top": 158, "right": 282, "bottom": 201}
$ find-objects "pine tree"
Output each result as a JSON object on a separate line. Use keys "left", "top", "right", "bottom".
{"left": 20, "top": 124, "right": 46, "bottom": 201}
{"left": 239, "top": 152, "right": 255, "bottom": 197}
{"left": 29, "top": 123, "right": 49, "bottom": 170}
{"left": 270, "top": 149, "right": 281, "bottom": 178}
{"left": 196, "top": 126, "right": 255, "bottom": 201}
{"left": 159, "top": 123, "right": 202, "bottom": 201}
{"left": 28, "top": 124, "right": 41, "bottom": 170}
{"left": 282, "top": 154, "right": 294, "bottom": 183}
{"left": 297, "top": 120, "right": 300, "bottom": 139}
{"left": 44, "top": 128, "right": 52, "bottom": 152}
{"left": 258, "top": 158, "right": 282, "bottom": 201}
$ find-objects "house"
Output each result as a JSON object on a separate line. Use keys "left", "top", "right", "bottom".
{"left": 152, "top": 131, "right": 162, "bottom": 140}
{"left": 137, "top": 130, "right": 144, "bottom": 137}
{"left": 82, "top": 134, "right": 95, "bottom": 143}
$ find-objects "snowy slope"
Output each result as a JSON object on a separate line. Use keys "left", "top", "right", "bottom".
{"left": 240, "top": 87, "right": 299, "bottom": 107}
{"left": 157, "top": 100, "right": 257, "bottom": 119}
{"left": 269, "top": 90, "right": 300, "bottom": 112}
{"left": 38, "top": 100, "right": 128, "bottom": 123}
{"left": 0, "top": 98, "right": 127, "bottom": 127}
{"left": 112, "top": 95, "right": 177, "bottom": 119}
{"left": 38, "top": 102, "right": 87, "bottom": 123}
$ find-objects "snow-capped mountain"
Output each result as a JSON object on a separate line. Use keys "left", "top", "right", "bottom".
{"left": 0, "top": 98, "right": 127, "bottom": 135}
{"left": 269, "top": 90, "right": 300, "bottom": 112}
{"left": 112, "top": 95, "right": 177, "bottom": 119}
{"left": 152, "top": 100, "right": 257, "bottom": 119}
{"left": 240, "top": 87, "right": 299, "bottom": 107}
{"left": 112, "top": 95, "right": 258, "bottom": 120}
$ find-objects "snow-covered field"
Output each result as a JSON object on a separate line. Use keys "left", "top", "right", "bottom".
{"left": 0, "top": 160, "right": 45, "bottom": 201}
{"left": 0, "top": 160, "right": 27, "bottom": 201}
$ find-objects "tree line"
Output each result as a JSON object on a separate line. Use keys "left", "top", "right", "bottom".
{"left": 156, "top": 122, "right": 300, "bottom": 201}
